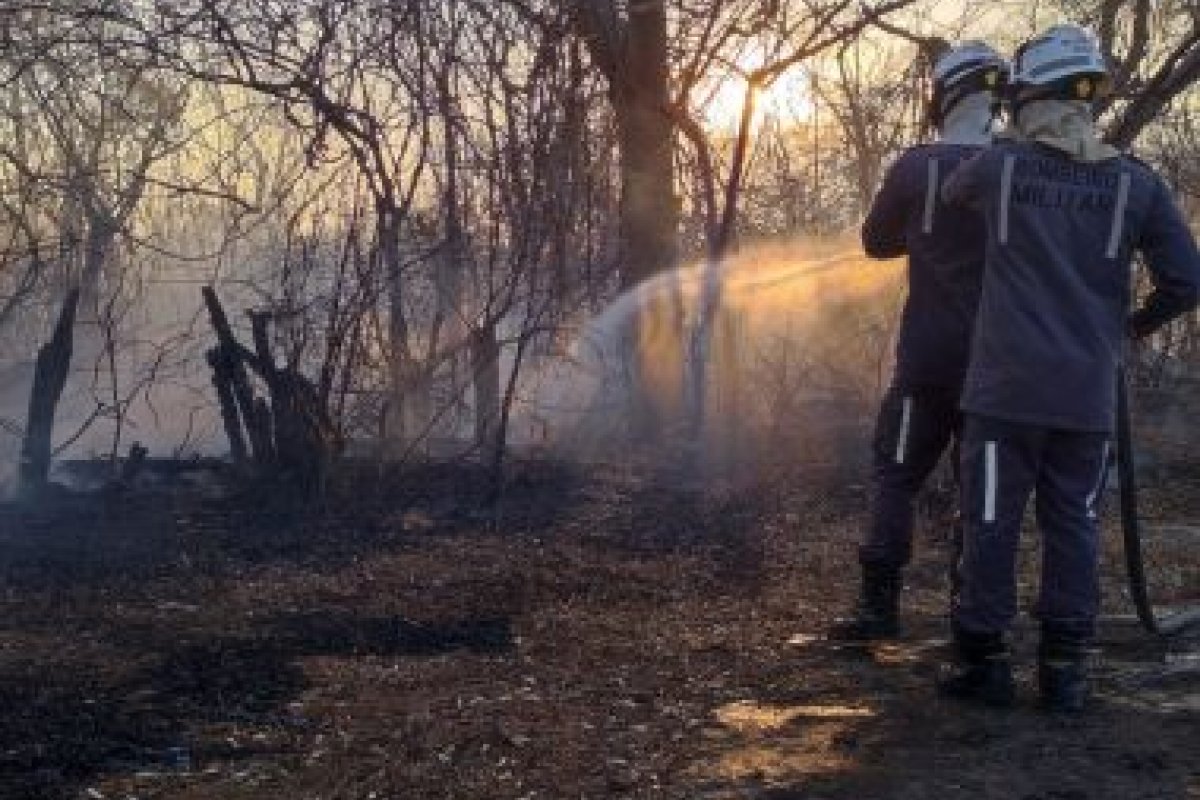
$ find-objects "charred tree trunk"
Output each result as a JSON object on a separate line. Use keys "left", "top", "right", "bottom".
{"left": 434, "top": 52, "right": 466, "bottom": 417}
{"left": 487, "top": 333, "right": 532, "bottom": 506}
{"left": 252, "top": 396, "right": 275, "bottom": 462}
{"left": 250, "top": 311, "right": 322, "bottom": 482}
{"left": 202, "top": 288, "right": 339, "bottom": 490}
{"left": 248, "top": 305, "right": 337, "bottom": 489}
{"left": 471, "top": 324, "right": 501, "bottom": 452}
{"left": 17, "top": 288, "right": 80, "bottom": 496}
{"left": 118, "top": 442, "right": 149, "bottom": 485}
{"left": 207, "top": 347, "right": 248, "bottom": 463}
{"left": 380, "top": 206, "right": 418, "bottom": 449}
{"left": 248, "top": 310, "right": 277, "bottom": 376}
{"left": 202, "top": 286, "right": 273, "bottom": 464}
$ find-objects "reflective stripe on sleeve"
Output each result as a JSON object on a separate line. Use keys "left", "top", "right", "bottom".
{"left": 984, "top": 441, "right": 998, "bottom": 523}
{"left": 1106, "top": 172, "right": 1131, "bottom": 259}
{"left": 922, "top": 158, "right": 939, "bottom": 234}
{"left": 998, "top": 155, "right": 1015, "bottom": 245}
{"left": 894, "top": 395, "right": 913, "bottom": 464}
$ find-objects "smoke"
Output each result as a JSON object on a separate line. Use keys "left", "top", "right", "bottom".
{"left": 0, "top": 236, "right": 905, "bottom": 497}
{"left": 519, "top": 238, "right": 906, "bottom": 482}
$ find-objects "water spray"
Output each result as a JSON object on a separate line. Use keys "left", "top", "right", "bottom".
{"left": 528, "top": 243, "right": 898, "bottom": 481}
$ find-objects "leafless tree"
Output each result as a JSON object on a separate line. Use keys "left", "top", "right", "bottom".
{"left": 0, "top": 5, "right": 187, "bottom": 494}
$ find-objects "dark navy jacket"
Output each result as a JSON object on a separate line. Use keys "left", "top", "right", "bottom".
{"left": 862, "top": 143, "right": 988, "bottom": 390}
{"left": 943, "top": 140, "right": 1200, "bottom": 432}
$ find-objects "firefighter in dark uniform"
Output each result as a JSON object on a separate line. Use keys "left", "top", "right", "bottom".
{"left": 830, "top": 42, "right": 1009, "bottom": 641}
{"left": 940, "top": 24, "right": 1200, "bottom": 711}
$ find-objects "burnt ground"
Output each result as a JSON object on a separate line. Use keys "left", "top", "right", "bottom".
{"left": 0, "top": 460, "right": 1196, "bottom": 800}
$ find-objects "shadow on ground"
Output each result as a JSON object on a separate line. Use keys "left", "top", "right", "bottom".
{"left": 0, "top": 608, "right": 513, "bottom": 800}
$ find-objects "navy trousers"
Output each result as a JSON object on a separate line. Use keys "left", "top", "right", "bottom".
{"left": 953, "top": 414, "right": 1111, "bottom": 642}
{"left": 861, "top": 385, "right": 961, "bottom": 569}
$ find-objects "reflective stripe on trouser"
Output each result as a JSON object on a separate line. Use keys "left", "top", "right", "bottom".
{"left": 860, "top": 385, "right": 960, "bottom": 569}
{"left": 953, "top": 414, "right": 1110, "bottom": 641}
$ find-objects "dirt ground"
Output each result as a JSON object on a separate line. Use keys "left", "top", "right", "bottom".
{"left": 0, "top": 460, "right": 1196, "bottom": 800}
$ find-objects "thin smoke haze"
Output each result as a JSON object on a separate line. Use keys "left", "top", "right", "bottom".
{"left": 1, "top": 238, "right": 906, "bottom": 496}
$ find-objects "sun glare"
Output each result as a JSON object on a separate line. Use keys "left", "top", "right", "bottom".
{"left": 700, "top": 66, "right": 813, "bottom": 133}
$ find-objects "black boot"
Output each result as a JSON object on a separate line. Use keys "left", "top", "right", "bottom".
{"left": 938, "top": 629, "right": 1015, "bottom": 708}
{"left": 827, "top": 563, "right": 901, "bottom": 641}
{"left": 1038, "top": 635, "right": 1091, "bottom": 713}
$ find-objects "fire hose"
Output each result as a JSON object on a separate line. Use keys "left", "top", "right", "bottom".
{"left": 1115, "top": 364, "right": 1200, "bottom": 636}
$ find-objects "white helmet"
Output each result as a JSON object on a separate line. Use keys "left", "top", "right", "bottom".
{"left": 1011, "top": 24, "right": 1109, "bottom": 98}
{"left": 930, "top": 41, "right": 1009, "bottom": 127}
{"left": 933, "top": 41, "right": 1009, "bottom": 90}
